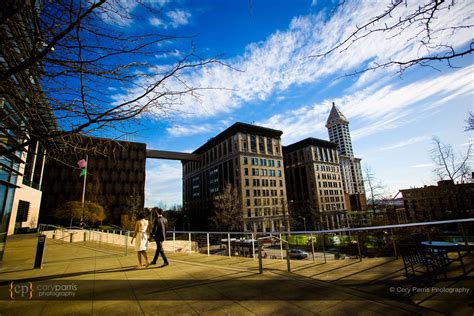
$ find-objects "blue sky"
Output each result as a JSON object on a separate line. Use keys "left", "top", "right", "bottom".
{"left": 97, "top": 0, "right": 473, "bottom": 208}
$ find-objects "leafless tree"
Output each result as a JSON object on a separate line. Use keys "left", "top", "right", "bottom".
{"left": 310, "top": 0, "right": 473, "bottom": 76}
{"left": 466, "top": 112, "right": 474, "bottom": 131}
{"left": 363, "top": 165, "right": 388, "bottom": 211}
{"left": 1, "top": 0, "right": 221, "bottom": 157}
{"left": 431, "top": 136, "right": 471, "bottom": 183}
{"left": 211, "top": 183, "right": 243, "bottom": 232}
{"left": 124, "top": 189, "right": 143, "bottom": 230}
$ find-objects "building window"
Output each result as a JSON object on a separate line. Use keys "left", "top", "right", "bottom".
{"left": 266, "top": 138, "right": 273, "bottom": 154}
{"left": 250, "top": 135, "right": 257, "bottom": 152}
{"left": 16, "top": 200, "right": 30, "bottom": 222}
{"left": 243, "top": 157, "right": 248, "bottom": 164}
{"left": 258, "top": 136, "right": 265, "bottom": 152}
{"left": 245, "top": 178, "right": 250, "bottom": 186}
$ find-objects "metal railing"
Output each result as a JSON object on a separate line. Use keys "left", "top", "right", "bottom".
{"left": 37, "top": 218, "right": 474, "bottom": 273}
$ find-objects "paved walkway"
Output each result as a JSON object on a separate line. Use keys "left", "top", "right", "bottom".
{"left": 0, "top": 234, "right": 472, "bottom": 315}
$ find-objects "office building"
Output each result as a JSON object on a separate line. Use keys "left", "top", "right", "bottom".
{"left": 183, "top": 122, "right": 288, "bottom": 232}
{"left": 283, "top": 138, "right": 347, "bottom": 230}
{"left": 326, "top": 103, "right": 366, "bottom": 211}
{"left": 40, "top": 135, "right": 146, "bottom": 226}
{"left": 0, "top": 0, "right": 57, "bottom": 259}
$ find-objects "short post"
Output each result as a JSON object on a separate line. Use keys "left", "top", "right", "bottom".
{"left": 459, "top": 223, "right": 470, "bottom": 254}
{"left": 99, "top": 230, "right": 102, "bottom": 247}
{"left": 34, "top": 234, "right": 47, "bottom": 269}
{"left": 207, "top": 233, "right": 210, "bottom": 256}
{"left": 285, "top": 240, "right": 291, "bottom": 272}
{"left": 310, "top": 233, "right": 315, "bottom": 262}
{"left": 69, "top": 233, "right": 73, "bottom": 243}
{"left": 83, "top": 231, "right": 87, "bottom": 245}
{"left": 391, "top": 229, "right": 398, "bottom": 259}
{"left": 252, "top": 233, "right": 256, "bottom": 260}
{"left": 173, "top": 231, "right": 176, "bottom": 253}
{"left": 125, "top": 231, "right": 129, "bottom": 256}
{"left": 279, "top": 233, "right": 284, "bottom": 262}
{"left": 322, "top": 233, "right": 327, "bottom": 264}
{"left": 357, "top": 233, "right": 362, "bottom": 262}
{"left": 106, "top": 230, "right": 109, "bottom": 243}
{"left": 188, "top": 232, "right": 192, "bottom": 254}
{"left": 258, "top": 240, "right": 263, "bottom": 274}
{"left": 228, "top": 233, "right": 231, "bottom": 258}
{"left": 52, "top": 229, "right": 56, "bottom": 240}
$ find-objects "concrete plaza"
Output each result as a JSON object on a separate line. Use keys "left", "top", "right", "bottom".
{"left": 0, "top": 234, "right": 472, "bottom": 315}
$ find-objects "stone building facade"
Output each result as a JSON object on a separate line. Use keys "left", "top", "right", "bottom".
{"left": 283, "top": 138, "right": 348, "bottom": 230}
{"left": 183, "top": 122, "right": 288, "bottom": 232}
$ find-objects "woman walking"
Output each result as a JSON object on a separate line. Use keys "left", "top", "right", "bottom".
{"left": 130, "top": 212, "right": 150, "bottom": 268}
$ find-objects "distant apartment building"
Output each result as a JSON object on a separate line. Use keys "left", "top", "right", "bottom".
{"left": 400, "top": 180, "right": 474, "bottom": 222}
{"left": 283, "top": 138, "right": 348, "bottom": 230}
{"left": 40, "top": 136, "right": 146, "bottom": 226}
{"left": 326, "top": 103, "right": 366, "bottom": 211}
{"left": 183, "top": 122, "right": 287, "bottom": 232}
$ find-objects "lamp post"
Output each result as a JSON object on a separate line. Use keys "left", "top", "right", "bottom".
{"left": 298, "top": 216, "right": 307, "bottom": 232}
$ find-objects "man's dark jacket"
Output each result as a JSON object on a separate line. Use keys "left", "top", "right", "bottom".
{"left": 152, "top": 216, "right": 167, "bottom": 242}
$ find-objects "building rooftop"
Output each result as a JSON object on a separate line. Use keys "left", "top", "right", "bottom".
{"left": 283, "top": 137, "right": 337, "bottom": 154}
{"left": 193, "top": 122, "right": 283, "bottom": 154}
{"left": 326, "top": 102, "right": 349, "bottom": 127}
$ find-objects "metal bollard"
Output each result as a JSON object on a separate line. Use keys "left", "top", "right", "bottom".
{"left": 125, "top": 231, "right": 130, "bottom": 256}
{"left": 207, "top": 233, "right": 210, "bottom": 256}
{"left": 228, "top": 233, "right": 231, "bottom": 257}
{"left": 34, "top": 235, "right": 47, "bottom": 269}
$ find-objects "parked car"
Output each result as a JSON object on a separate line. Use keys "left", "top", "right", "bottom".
{"left": 287, "top": 249, "right": 308, "bottom": 259}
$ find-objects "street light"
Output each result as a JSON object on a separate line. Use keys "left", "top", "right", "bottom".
{"left": 298, "top": 216, "right": 307, "bottom": 232}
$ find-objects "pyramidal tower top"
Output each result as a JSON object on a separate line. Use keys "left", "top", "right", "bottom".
{"left": 326, "top": 102, "right": 353, "bottom": 157}
{"left": 326, "top": 102, "right": 349, "bottom": 128}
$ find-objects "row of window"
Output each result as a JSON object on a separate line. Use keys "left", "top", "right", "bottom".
{"left": 246, "top": 197, "right": 283, "bottom": 207}
{"left": 244, "top": 178, "right": 284, "bottom": 188}
{"left": 245, "top": 189, "right": 279, "bottom": 197}
{"left": 246, "top": 207, "right": 282, "bottom": 218}
{"left": 241, "top": 134, "right": 280, "bottom": 155}
{"left": 245, "top": 157, "right": 282, "bottom": 167}
{"left": 245, "top": 168, "right": 282, "bottom": 177}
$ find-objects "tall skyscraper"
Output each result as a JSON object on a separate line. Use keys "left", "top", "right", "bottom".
{"left": 326, "top": 103, "right": 366, "bottom": 211}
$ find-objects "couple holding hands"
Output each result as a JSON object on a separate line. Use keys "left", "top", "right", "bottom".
{"left": 130, "top": 207, "right": 169, "bottom": 268}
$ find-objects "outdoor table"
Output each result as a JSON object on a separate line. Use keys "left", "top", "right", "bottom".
{"left": 421, "top": 241, "right": 466, "bottom": 276}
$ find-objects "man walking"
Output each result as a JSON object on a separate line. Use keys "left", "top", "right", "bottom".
{"left": 150, "top": 207, "right": 169, "bottom": 266}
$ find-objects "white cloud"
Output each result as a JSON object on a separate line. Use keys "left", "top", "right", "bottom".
{"left": 166, "top": 123, "right": 213, "bottom": 137}
{"left": 145, "top": 160, "right": 182, "bottom": 207}
{"left": 167, "top": 9, "right": 191, "bottom": 28}
{"left": 311, "top": 0, "right": 318, "bottom": 7}
{"left": 258, "top": 66, "right": 473, "bottom": 143}
{"left": 379, "top": 136, "right": 431, "bottom": 151}
{"left": 114, "top": 0, "right": 473, "bottom": 121}
{"left": 150, "top": 9, "right": 191, "bottom": 29}
{"left": 411, "top": 163, "right": 435, "bottom": 168}
{"left": 155, "top": 49, "right": 182, "bottom": 59}
{"left": 149, "top": 17, "right": 164, "bottom": 27}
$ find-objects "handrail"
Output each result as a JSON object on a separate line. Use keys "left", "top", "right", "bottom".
{"left": 38, "top": 218, "right": 474, "bottom": 236}
{"left": 167, "top": 218, "right": 474, "bottom": 235}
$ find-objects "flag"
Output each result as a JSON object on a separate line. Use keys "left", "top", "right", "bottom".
{"left": 77, "top": 159, "right": 87, "bottom": 169}
{"left": 80, "top": 168, "right": 87, "bottom": 177}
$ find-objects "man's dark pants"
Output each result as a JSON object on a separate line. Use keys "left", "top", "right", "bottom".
{"left": 152, "top": 239, "right": 168, "bottom": 264}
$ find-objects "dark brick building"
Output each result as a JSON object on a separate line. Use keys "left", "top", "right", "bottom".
{"left": 400, "top": 180, "right": 474, "bottom": 222}
{"left": 40, "top": 136, "right": 146, "bottom": 226}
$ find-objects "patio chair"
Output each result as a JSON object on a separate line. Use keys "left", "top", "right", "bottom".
{"left": 397, "top": 243, "right": 448, "bottom": 281}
